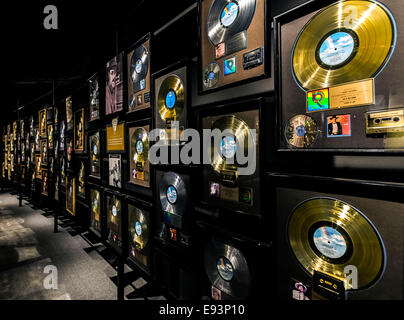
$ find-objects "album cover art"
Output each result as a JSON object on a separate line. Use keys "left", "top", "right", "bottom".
{"left": 105, "top": 53, "right": 124, "bottom": 115}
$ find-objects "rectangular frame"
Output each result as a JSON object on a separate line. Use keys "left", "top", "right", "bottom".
{"left": 74, "top": 108, "right": 85, "bottom": 152}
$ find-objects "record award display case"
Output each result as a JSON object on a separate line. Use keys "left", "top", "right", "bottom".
{"left": 274, "top": 0, "right": 404, "bottom": 152}
{"left": 200, "top": 98, "right": 262, "bottom": 218}
{"left": 199, "top": 0, "right": 270, "bottom": 93}
{"left": 153, "top": 61, "right": 189, "bottom": 144}
{"left": 105, "top": 189, "right": 125, "bottom": 254}
{"left": 273, "top": 173, "right": 404, "bottom": 300}
{"left": 127, "top": 120, "right": 151, "bottom": 189}
{"left": 88, "top": 130, "right": 102, "bottom": 179}
{"left": 127, "top": 196, "right": 153, "bottom": 275}
{"left": 88, "top": 183, "right": 105, "bottom": 239}
{"left": 155, "top": 169, "right": 192, "bottom": 248}
{"left": 127, "top": 34, "right": 152, "bottom": 113}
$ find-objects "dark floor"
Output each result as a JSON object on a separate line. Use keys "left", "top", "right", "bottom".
{"left": 0, "top": 191, "right": 119, "bottom": 300}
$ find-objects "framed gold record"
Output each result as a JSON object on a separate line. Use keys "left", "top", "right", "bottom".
{"left": 35, "top": 154, "right": 41, "bottom": 179}
{"left": 39, "top": 109, "right": 47, "bottom": 138}
{"left": 154, "top": 64, "right": 188, "bottom": 142}
{"left": 66, "top": 177, "right": 76, "bottom": 216}
{"left": 274, "top": 0, "right": 404, "bottom": 152}
{"left": 128, "top": 202, "right": 150, "bottom": 270}
{"left": 47, "top": 124, "right": 53, "bottom": 149}
{"left": 106, "top": 191, "right": 123, "bottom": 249}
{"left": 157, "top": 75, "right": 185, "bottom": 122}
{"left": 74, "top": 108, "right": 85, "bottom": 152}
{"left": 40, "top": 139, "right": 48, "bottom": 166}
{"left": 41, "top": 168, "right": 48, "bottom": 196}
{"left": 288, "top": 197, "right": 385, "bottom": 290}
{"left": 90, "top": 187, "right": 102, "bottom": 235}
{"left": 129, "top": 124, "right": 150, "bottom": 188}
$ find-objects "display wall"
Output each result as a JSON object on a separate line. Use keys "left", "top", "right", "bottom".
{"left": 1, "top": 0, "right": 403, "bottom": 302}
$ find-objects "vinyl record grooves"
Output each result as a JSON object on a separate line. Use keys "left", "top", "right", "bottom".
{"left": 288, "top": 198, "right": 385, "bottom": 289}
{"left": 159, "top": 172, "right": 188, "bottom": 216}
{"left": 292, "top": 0, "right": 396, "bottom": 90}
{"left": 207, "top": 0, "right": 257, "bottom": 46}
{"left": 130, "top": 45, "right": 149, "bottom": 93}
{"left": 131, "top": 127, "right": 149, "bottom": 165}
{"left": 129, "top": 207, "right": 149, "bottom": 252}
{"left": 157, "top": 75, "right": 185, "bottom": 121}
{"left": 210, "top": 115, "right": 251, "bottom": 173}
{"left": 109, "top": 197, "right": 121, "bottom": 226}
{"left": 90, "top": 134, "right": 100, "bottom": 157}
{"left": 204, "top": 238, "right": 252, "bottom": 299}
{"left": 92, "top": 190, "right": 100, "bottom": 218}
{"left": 285, "top": 115, "right": 317, "bottom": 148}
{"left": 203, "top": 63, "right": 220, "bottom": 88}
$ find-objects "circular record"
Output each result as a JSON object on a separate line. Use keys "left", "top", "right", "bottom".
{"left": 129, "top": 207, "right": 149, "bottom": 252}
{"left": 157, "top": 75, "right": 185, "bottom": 121}
{"left": 159, "top": 171, "right": 188, "bottom": 216}
{"left": 131, "top": 127, "right": 149, "bottom": 165}
{"left": 292, "top": 0, "right": 396, "bottom": 90}
{"left": 203, "top": 63, "right": 220, "bottom": 88}
{"left": 288, "top": 198, "right": 385, "bottom": 289}
{"left": 204, "top": 238, "right": 252, "bottom": 299}
{"left": 207, "top": 0, "right": 257, "bottom": 46}
{"left": 210, "top": 115, "right": 252, "bottom": 173}
{"left": 130, "top": 45, "right": 149, "bottom": 93}
{"left": 285, "top": 114, "right": 317, "bottom": 148}
{"left": 109, "top": 197, "right": 121, "bottom": 226}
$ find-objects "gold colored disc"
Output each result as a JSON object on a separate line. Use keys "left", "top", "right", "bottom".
{"left": 288, "top": 198, "right": 384, "bottom": 289}
{"left": 91, "top": 190, "right": 100, "bottom": 221}
{"left": 157, "top": 75, "right": 184, "bottom": 121}
{"left": 131, "top": 127, "right": 149, "bottom": 165}
{"left": 129, "top": 207, "right": 149, "bottom": 252}
{"left": 292, "top": 0, "right": 396, "bottom": 90}
{"left": 210, "top": 115, "right": 252, "bottom": 174}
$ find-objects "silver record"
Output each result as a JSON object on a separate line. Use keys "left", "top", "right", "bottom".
{"left": 207, "top": 0, "right": 257, "bottom": 46}
{"left": 130, "top": 45, "right": 149, "bottom": 93}
{"left": 159, "top": 171, "right": 189, "bottom": 216}
{"left": 204, "top": 238, "right": 252, "bottom": 299}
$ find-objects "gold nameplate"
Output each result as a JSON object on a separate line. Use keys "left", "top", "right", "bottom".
{"left": 307, "top": 79, "right": 375, "bottom": 113}
{"left": 366, "top": 108, "right": 404, "bottom": 134}
{"left": 329, "top": 79, "right": 374, "bottom": 110}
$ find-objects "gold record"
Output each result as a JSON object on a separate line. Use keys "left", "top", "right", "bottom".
{"left": 288, "top": 198, "right": 384, "bottom": 289}
{"left": 129, "top": 207, "right": 149, "bottom": 252}
{"left": 285, "top": 115, "right": 317, "bottom": 148}
{"left": 109, "top": 197, "right": 121, "bottom": 226}
{"left": 131, "top": 127, "right": 149, "bottom": 165}
{"left": 91, "top": 190, "right": 100, "bottom": 221}
{"left": 292, "top": 0, "right": 396, "bottom": 90}
{"left": 157, "top": 75, "right": 184, "bottom": 121}
{"left": 210, "top": 115, "right": 251, "bottom": 174}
